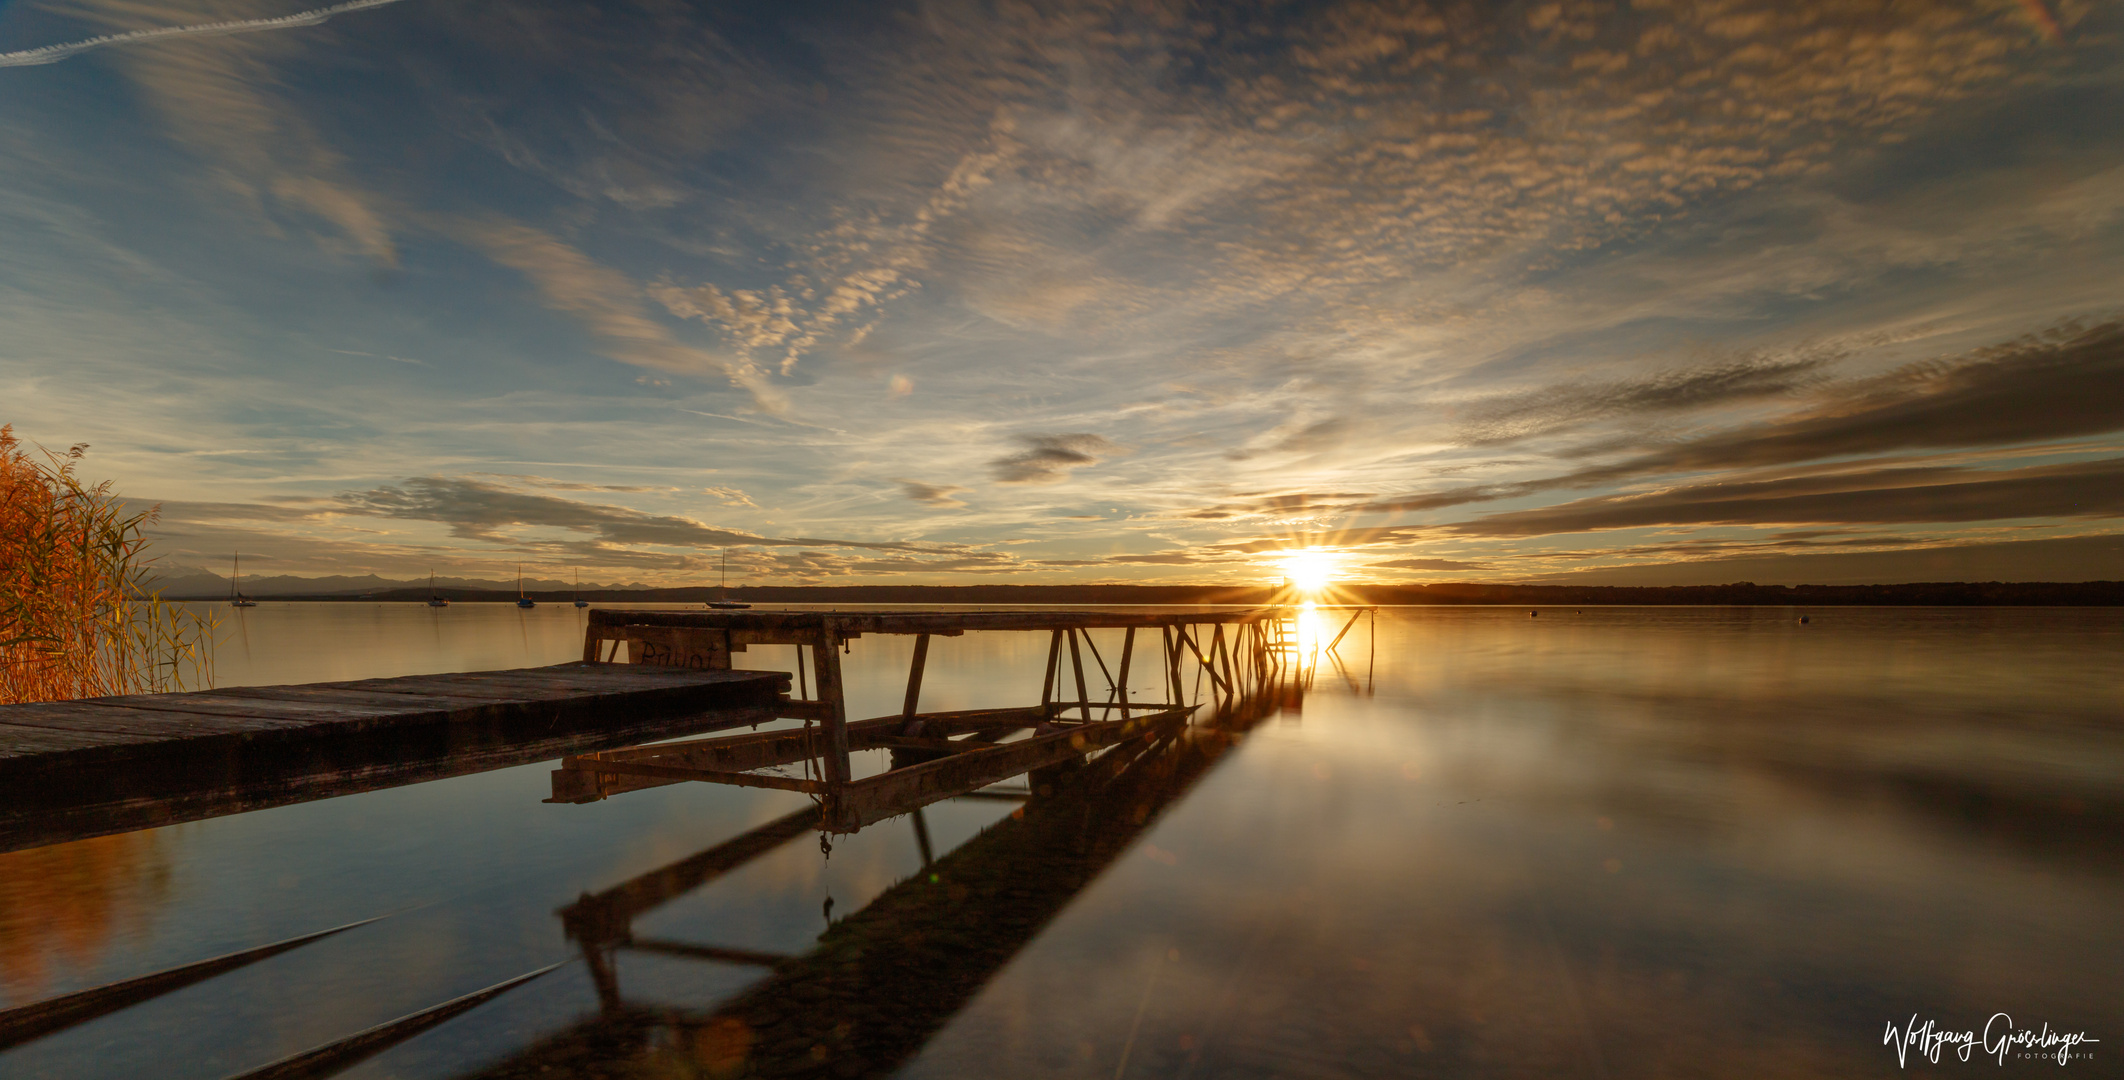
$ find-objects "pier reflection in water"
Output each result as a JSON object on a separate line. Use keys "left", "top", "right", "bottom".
{"left": 0, "top": 605, "right": 2116, "bottom": 1078}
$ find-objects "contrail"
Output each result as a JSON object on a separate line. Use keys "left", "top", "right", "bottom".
{"left": 0, "top": 0, "right": 410, "bottom": 68}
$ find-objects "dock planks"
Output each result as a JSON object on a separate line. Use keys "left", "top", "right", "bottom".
{"left": 0, "top": 662, "right": 790, "bottom": 854}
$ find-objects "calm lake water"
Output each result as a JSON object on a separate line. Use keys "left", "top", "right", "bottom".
{"left": 1, "top": 603, "right": 2118, "bottom": 1078}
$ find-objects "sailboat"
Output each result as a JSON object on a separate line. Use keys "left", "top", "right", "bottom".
{"left": 229, "top": 552, "right": 258, "bottom": 607}
{"left": 427, "top": 570, "right": 449, "bottom": 608}
{"left": 573, "top": 568, "right": 589, "bottom": 608}
{"left": 516, "top": 564, "right": 537, "bottom": 609}
{"left": 706, "top": 548, "right": 750, "bottom": 609}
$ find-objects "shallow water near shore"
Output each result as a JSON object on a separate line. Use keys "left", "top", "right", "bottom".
{"left": 1, "top": 603, "right": 2118, "bottom": 1078}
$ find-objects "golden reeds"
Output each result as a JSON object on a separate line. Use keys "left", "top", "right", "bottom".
{"left": 0, "top": 425, "right": 215, "bottom": 704}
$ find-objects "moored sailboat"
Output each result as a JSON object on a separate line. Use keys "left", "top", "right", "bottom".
{"left": 229, "top": 552, "right": 257, "bottom": 607}
{"left": 427, "top": 570, "right": 449, "bottom": 607}
{"left": 706, "top": 548, "right": 749, "bottom": 609}
{"left": 517, "top": 564, "right": 536, "bottom": 609}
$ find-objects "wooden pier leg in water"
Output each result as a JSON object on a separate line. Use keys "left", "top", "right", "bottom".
{"left": 1067, "top": 629, "right": 1093, "bottom": 723}
{"left": 810, "top": 624, "right": 852, "bottom": 784}
{"left": 1040, "top": 629, "right": 1063, "bottom": 719}
{"left": 901, "top": 634, "right": 931, "bottom": 729}
{"left": 794, "top": 644, "right": 808, "bottom": 699}
{"left": 1115, "top": 627, "right": 1136, "bottom": 721}
{"left": 1209, "top": 625, "right": 1231, "bottom": 708}
{"left": 1172, "top": 625, "right": 1189, "bottom": 710}
{"left": 911, "top": 808, "right": 935, "bottom": 867}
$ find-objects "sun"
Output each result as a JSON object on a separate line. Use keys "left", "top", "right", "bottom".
{"left": 1280, "top": 549, "right": 1337, "bottom": 595}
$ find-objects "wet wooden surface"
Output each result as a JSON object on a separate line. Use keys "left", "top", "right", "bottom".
{"left": 0, "top": 662, "right": 790, "bottom": 854}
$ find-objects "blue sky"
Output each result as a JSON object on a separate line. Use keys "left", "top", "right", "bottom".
{"left": 2, "top": 0, "right": 2120, "bottom": 586}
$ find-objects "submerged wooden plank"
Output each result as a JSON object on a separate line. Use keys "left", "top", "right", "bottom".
{"left": 226, "top": 963, "right": 566, "bottom": 1080}
{"left": 0, "top": 916, "right": 384, "bottom": 1051}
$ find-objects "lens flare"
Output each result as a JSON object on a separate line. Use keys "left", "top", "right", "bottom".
{"left": 1281, "top": 549, "right": 1336, "bottom": 594}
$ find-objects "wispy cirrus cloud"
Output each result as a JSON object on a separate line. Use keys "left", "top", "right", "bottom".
{"left": 462, "top": 220, "right": 786, "bottom": 411}
{"left": 0, "top": 0, "right": 411, "bottom": 67}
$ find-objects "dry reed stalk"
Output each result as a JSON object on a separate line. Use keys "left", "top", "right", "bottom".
{"left": 0, "top": 425, "right": 215, "bottom": 704}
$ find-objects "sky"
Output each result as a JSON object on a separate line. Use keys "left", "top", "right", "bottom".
{"left": 1, "top": 0, "right": 2120, "bottom": 587}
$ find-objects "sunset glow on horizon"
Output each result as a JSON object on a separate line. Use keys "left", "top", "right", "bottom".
{"left": 0, "top": 0, "right": 2118, "bottom": 589}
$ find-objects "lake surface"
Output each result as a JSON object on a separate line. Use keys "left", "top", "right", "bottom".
{"left": 1, "top": 603, "right": 2117, "bottom": 1078}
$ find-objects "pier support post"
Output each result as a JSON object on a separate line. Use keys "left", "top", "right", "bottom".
{"left": 811, "top": 622, "right": 852, "bottom": 784}
{"left": 1115, "top": 627, "right": 1135, "bottom": 721}
{"left": 1067, "top": 629, "right": 1092, "bottom": 723}
{"left": 901, "top": 634, "right": 931, "bottom": 728}
{"left": 1040, "top": 630, "right": 1063, "bottom": 718}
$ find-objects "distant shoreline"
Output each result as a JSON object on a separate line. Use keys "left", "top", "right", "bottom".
{"left": 166, "top": 581, "right": 2124, "bottom": 606}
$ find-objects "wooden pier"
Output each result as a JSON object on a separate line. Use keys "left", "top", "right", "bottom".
{"left": 565, "top": 606, "right": 1370, "bottom": 832}
{"left": 0, "top": 662, "right": 789, "bottom": 853}
{"left": 0, "top": 605, "right": 1372, "bottom": 1076}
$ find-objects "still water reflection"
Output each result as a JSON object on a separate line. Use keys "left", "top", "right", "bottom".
{"left": 0, "top": 604, "right": 2117, "bottom": 1078}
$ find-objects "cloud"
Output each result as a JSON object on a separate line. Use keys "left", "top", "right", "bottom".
{"left": 328, "top": 476, "right": 954, "bottom": 553}
{"left": 898, "top": 480, "right": 968, "bottom": 509}
{"left": 462, "top": 219, "right": 785, "bottom": 410}
{"left": 1456, "top": 352, "right": 1834, "bottom": 445}
{"left": 1364, "top": 321, "right": 2124, "bottom": 515}
{"left": 1445, "top": 457, "right": 2124, "bottom": 537}
{"left": 1372, "top": 557, "right": 1490, "bottom": 571}
{"left": 989, "top": 433, "right": 1121, "bottom": 484}
{"left": 702, "top": 485, "right": 758, "bottom": 508}
{"left": 0, "top": 0, "right": 412, "bottom": 68}
{"left": 1521, "top": 534, "right": 2124, "bottom": 587}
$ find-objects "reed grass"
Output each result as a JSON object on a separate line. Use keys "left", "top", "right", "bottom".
{"left": 1, "top": 425, "right": 215, "bottom": 704}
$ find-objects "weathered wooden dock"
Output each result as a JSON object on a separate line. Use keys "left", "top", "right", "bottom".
{"left": 0, "top": 605, "right": 1372, "bottom": 1076}
{"left": 0, "top": 662, "right": 789, "bottom": 853}
{"left": 566, "top": 606, "right": 1369, "bottom": 831}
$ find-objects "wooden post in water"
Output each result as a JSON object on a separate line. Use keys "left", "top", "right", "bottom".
{"left": 1040, "top": 630, "right": 1063, "bottom": 719}
{"left": 811, "top": 622, "right": 852, "bottom": 784}
{"left": 1066, "top": 629, "right": 1092, "bottom": 723}
{"left": 901, "top": 634, "right": 931, "bottom": 728}
{"left": 1172, "top": 625, "right": 1189, "bottom": 710}
{"left": 1114, "top": 627, "right": 1136, "bottom": 721}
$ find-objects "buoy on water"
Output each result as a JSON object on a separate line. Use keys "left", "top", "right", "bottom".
{"left": 1799, "top": 615, "right": 1810, "bottom": 624}
{"left": 1530, "top": 610, "right": 1538, "bottom": 617}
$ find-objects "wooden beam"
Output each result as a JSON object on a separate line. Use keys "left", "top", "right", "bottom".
{"left": 1114, "top": 626, "right": 1136, "bottom": 721}
{"left": 1039, "top": 630, "right": 1062, "bottom": 717}
{"left": 565, "top": 758, "right": 826, "bottom": 795}
{"left": 1324, "top": 609, "right": 1365, "bottom": 653}
{"left": 822, "top": 710, "right": 1187, "bottom": 831}
{"left": 901, "top": 634, "right": 930, "bottom": 724}
{"left": 1067, "top": 629, "right": 1092, "bottom": 723}
{"left": 810, "top": 621, "right": 851, "bottom": 784}
{"left": 0, "top": 916, "right": 384, "bottom": 1051}
{"left": 225, "top": 964, "right": 565, "bottom": 1080}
